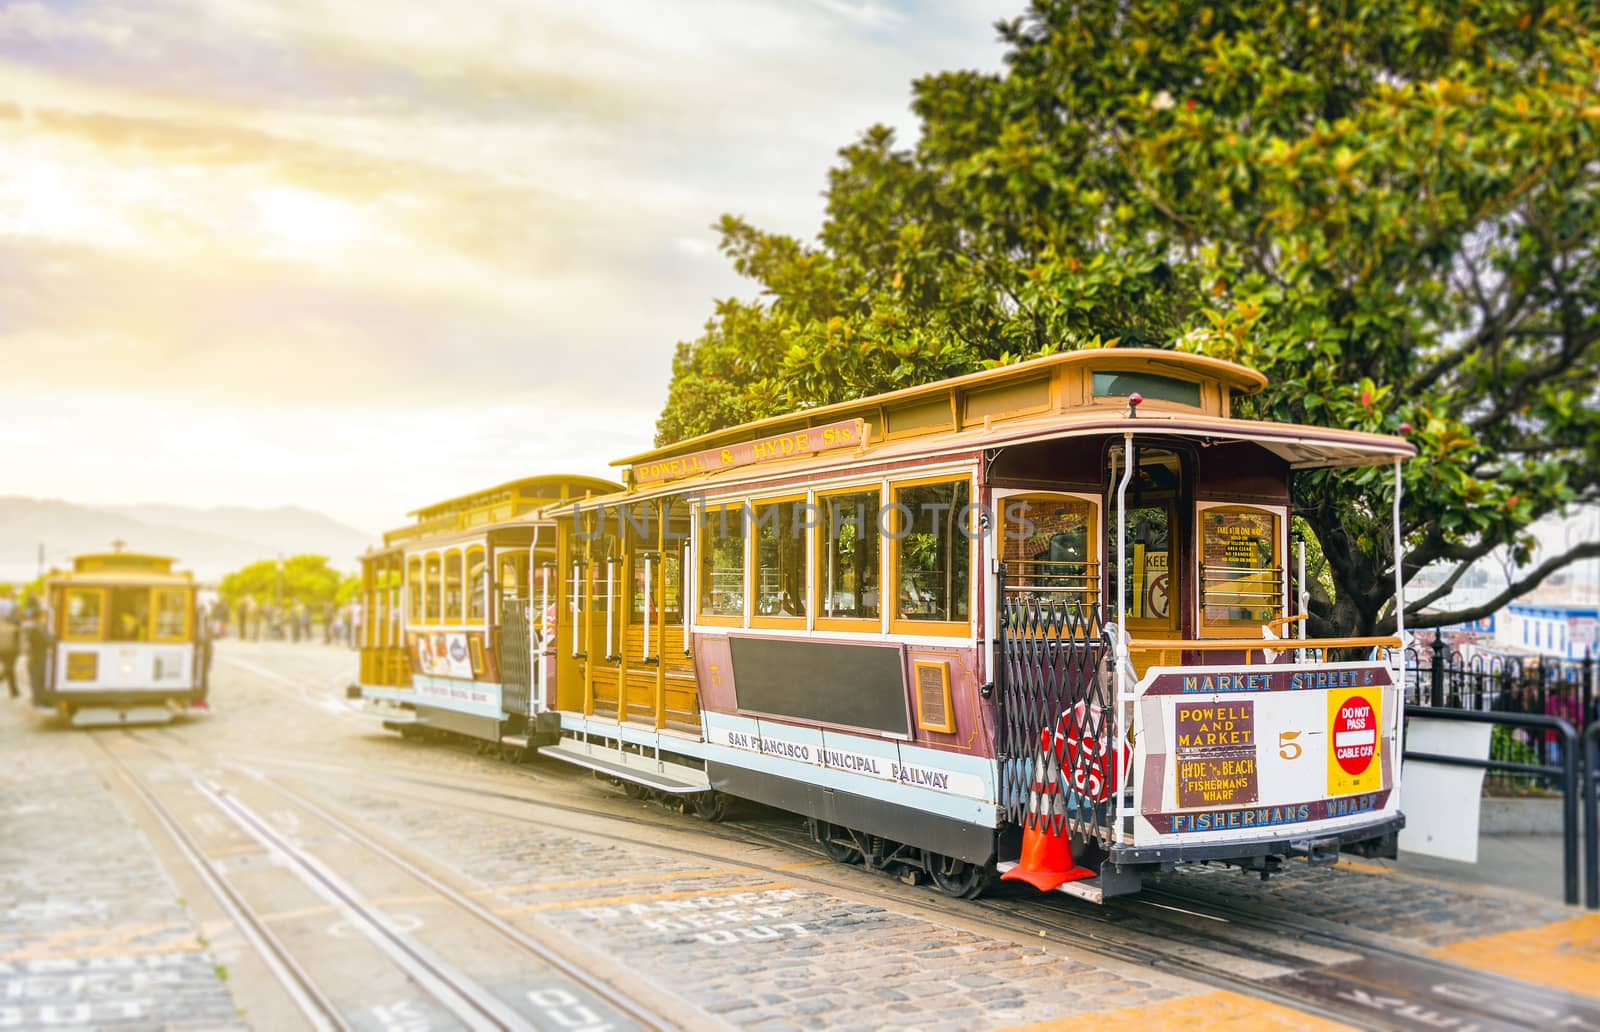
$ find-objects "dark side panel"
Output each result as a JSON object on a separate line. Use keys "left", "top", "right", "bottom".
{"left": 708, "top": 760, "right": 996, "bottom": 865}
{"left": 727, "top": 636, "right": 908, "bottom": 736}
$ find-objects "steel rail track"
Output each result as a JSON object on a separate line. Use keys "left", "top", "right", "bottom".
{"left": 88, "top": 735, "right": 351, "bottom": 1032}
{"left": 124, "top": 730, "right": 671, "bottom": 1032}
{"left": 216, "top": 746, "right": 1398, "bottom": 1029}
{"left": 231, "top": 744, "right": 1600, "bottom": 1031}
{"left": 147, "top": 722, "right": 1595, "bottom": 1030}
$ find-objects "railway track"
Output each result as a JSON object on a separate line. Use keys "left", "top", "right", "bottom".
{"left": 198, "top": 736, "right": 1600, "bottom": 1032}
{"left": 94, "top": 732, "right": 672, "bottom": 1031}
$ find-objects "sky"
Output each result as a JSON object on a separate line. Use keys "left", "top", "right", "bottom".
{"left": 0, "top": 0, "right": 1017, "bottom": 533}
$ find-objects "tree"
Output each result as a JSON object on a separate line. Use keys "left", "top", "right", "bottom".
{"left": 657, "top": 0, "right": 1600, "bottom": 638}
{"left": 218, "top": 555, "right": 356, "bottom": 609}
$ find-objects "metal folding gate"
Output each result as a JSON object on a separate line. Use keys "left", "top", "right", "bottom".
{"left": 499, "top": 599, "right": 533, "bottom": 717}
{"left": 995, "top": 565, "right": 1116, "bottom": 844}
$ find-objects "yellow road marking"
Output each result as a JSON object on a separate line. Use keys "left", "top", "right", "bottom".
{"left": 773, "top": 859, "right": 833, "bottom": 870}
{"left": 1432, "top": 913, "right": 1600, "bottom": 998}
{"left": 499, "top": 881, "right": 793, "bottom": 915}
{"left": 995, "top": 989, "right": 1355, "bottom": 1031}
{"left": 1334, "top": 857, "right": 1392, "bottom": 876}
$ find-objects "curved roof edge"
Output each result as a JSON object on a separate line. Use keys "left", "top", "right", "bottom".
{"left": 616, "top": 348, "right": 1268, "bottom": 467}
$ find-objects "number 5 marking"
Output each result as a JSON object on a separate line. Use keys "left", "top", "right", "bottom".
{"left": 1279, "top": 731, "right": 1303, "bottom": 760}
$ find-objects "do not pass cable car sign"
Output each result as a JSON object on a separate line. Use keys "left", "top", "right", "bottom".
{"left": 1327, "top": 687, "right": 1382, "bottom": 796}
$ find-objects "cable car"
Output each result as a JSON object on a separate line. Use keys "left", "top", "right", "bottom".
{"left": 534, "top": 348, "right": 1414, "bottom": 900}
{"left": 43, "top": 550, "right": 207, "bottom": 727}
{"left": 353, "top": 476, "right": 621, "bottom": 750}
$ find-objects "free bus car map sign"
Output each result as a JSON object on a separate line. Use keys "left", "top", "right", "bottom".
{"left": 1133, "top": 662, "right": 1396, "bottom": 844}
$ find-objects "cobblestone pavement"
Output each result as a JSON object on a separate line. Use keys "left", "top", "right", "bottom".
{"left": 0, "top": 718, "right": 242, "bottom": 1029}
{"left": 5, "top": 640, "right": 1598, "bottom": 1031}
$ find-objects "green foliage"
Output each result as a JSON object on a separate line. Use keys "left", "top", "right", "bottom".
{"left": 656, "top": 0, "right": 1600, "bottom": 637}
{"left": 218, "top": 555, "right": 356, "bottom": 609}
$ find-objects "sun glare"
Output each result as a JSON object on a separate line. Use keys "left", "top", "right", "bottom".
{"left": 251, "top": 186, "right": 362, "bottom": 253}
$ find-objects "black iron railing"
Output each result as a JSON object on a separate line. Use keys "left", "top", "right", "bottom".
{"left": 499, "top": 599, "right": 533, "bottom": 718}
{"left": 995, "top": 563, "right": 1115, "bottom": 844}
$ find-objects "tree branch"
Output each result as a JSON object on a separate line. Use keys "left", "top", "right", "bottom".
{"left": 1397, "top": 540, "right": 1600, "bottom": 632}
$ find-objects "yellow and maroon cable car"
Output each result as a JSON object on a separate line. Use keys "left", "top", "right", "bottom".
{"left": 43, "top": 550, "right": 207, "bottom": 726}
{"left": 354, "top": 476, "right": 621, "bottom": 748}
{"left": 533, "top": 348, "right": 1414, "bottom": 899}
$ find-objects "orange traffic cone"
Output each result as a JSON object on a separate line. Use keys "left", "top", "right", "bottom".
{"left": 1001, "top": 728, "right": 1097, "bottom": 891}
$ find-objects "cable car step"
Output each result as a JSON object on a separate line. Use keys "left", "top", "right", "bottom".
{"left": 538, "top": 742, "right": 711, "bottom": 794}
{"left": 70, "top": 705, "right": 175, "bottom": 728}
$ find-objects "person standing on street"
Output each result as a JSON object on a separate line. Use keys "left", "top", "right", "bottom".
{"left": 23, "top": 603, "right": 50, "bottom": 706}
{"left": 0, "top": 587, "right": 20, "bottom": 698}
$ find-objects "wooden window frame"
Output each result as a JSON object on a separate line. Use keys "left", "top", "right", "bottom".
{"left": 814, "top": 482, "right": 886, "bottom": 634}
{"left": 748, "top": 493, "right": 811, "bottom": 630}
{"left": 695, "top": 500, "right": 748, "bottom": 628}
{"left": 1195, "top": 501, "right": 1288, "bottom": 638}
{"left": 425, "top": 551, "right": 443, "bottom": 624}
{"left": 62, "top": 587, "right": 107, "bottom": 642}
{"left": 995, "top": 489, "right": 1102, "bottom": 613}
{"left": 406, "top": 557, "right": 422, "bottom": 623}
{"left": 887, "top": 473, "right": 977, "bottom": 638}
{"left": 150, "top": 588, "right": 191, "bottom": 643}
{"left": 465, "top": 546, "right": 487, "bottom": 624}
{"left": 443, "top": 548, "right": 464, "bottom": 625}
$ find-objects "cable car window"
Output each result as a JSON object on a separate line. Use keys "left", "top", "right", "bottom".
{"left": 444, "top": 550, "right": 463, "bottom": 623}
{"left": 152, "top": 589, "right": 188, "bottom": 641}
{"left": 699, "top": 503, "right": 746, "bottom": 619}
{"left": 109, "top": 587, "right": 152, "bottom": 642}
{"left": 753, "top": 499, "right": 807, "bottom": 620}
{"left": 64, "top": 589, "right": 104, "bottom": 640}
{"left": 1200, "top": 505, "right": 1283, "bottom": 626}
{"left": 1119, "top": 505, "right": 1173, "bottom": 623}
{"left": 424, "top": 553, "right": 441, "bottom": 622}
{"left": 466, "top": 548, "right": 486, "bottom": 621}
{"left": 1002, "top": 494, "right": 1098, "bottom": 613}
{"left": 1092, "top": 371, "right": 1200, "bottom": 407}
{"left": 818, "top": 488, "right": 880, "bottom": 623}
{"left": 892, "top": 478, "right": 972, "bottom": 625}
{"left": 407, "top": 557, "right": 422, "bottom": 621}
{"left": 662, "top": 499, "right": 690, "bottom": 626}
{"left": 499, "top": 553, "right": 528, "bottom": 603}
{"left": 626, "top": 503, "right": 660, "bottom": 624}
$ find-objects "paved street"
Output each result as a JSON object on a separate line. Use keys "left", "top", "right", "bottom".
{"left": 3, "top": 640, "right": 1598, "bottom": 1031}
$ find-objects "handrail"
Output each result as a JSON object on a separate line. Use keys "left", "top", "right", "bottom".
{"left": 1264, "top": 614, "right": 1308, "bottom": 632}
{"left": 1126, "top": 635, "right": 1400, "bottom": 657}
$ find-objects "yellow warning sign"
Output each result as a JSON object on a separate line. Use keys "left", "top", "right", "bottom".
{"left": 1327, "top": 687, "right": 1382, "bottom": 797}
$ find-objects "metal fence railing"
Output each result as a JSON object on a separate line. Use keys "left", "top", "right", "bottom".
{"left": 1406, "top": 635, "right": 1594, "bottom": 794}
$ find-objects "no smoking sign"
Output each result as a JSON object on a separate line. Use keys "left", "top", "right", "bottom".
{"left": 1327, "top": 687, "right": 1382, "bottom": 796}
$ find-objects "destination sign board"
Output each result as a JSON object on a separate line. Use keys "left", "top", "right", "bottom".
{"left": 631, "top": 419, "right": 865, "bottom": 486}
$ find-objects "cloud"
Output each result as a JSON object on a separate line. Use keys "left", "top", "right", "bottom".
{"left": 0, "top": 0, "right": 1016, "bottom": 523}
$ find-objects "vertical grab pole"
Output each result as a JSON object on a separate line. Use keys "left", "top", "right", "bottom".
{"left": 1297, "top": 538, "right": 1308, "bottom": 665}
{"left": 1114, "top": 432, "right": 1135, "bottom": 835}
{"left": 570, "top": 561, "right": 581, "bottom": 658}
{"left": 683, "top": 537, "right": 693, "bottom": 656}
{"left": 642, "top": 555, "right": 653, "bottom": 662}
{"left": 605, "top": 557, "right": 617, "bottom": 661}
{"left": 1392, "top": 458, "right": 1407, "bottom": 799}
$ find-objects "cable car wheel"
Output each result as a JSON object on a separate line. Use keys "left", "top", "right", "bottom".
{"left": 690, "top": 790, "right": 728, "bottom": 822}
{"left": 813, "top": 821, "right": 863, "bottom": 864}
{"left": 925, "top": 852, "right": 991, "bottom": 899}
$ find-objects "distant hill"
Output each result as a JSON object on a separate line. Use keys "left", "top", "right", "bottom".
{"left": 0, "top": 497, "right": 373, "bottom": 583}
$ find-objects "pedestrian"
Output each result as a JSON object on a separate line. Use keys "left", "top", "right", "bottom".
{"left": 0, "top": 588, "right": 19, "bottom": 699}
{"left": 23, "top": 603, "right": 50, "bottom": 706}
